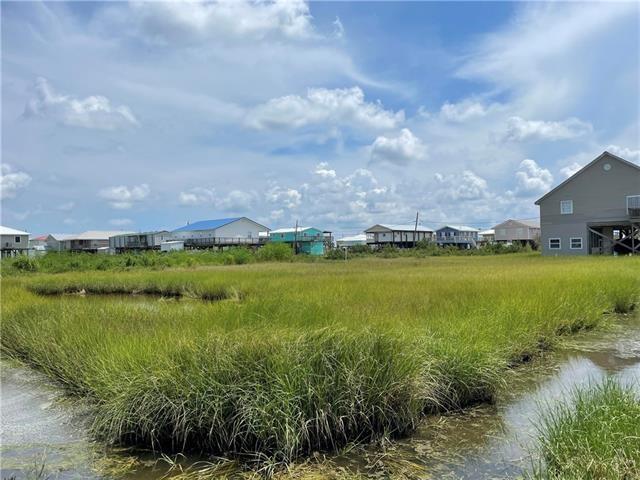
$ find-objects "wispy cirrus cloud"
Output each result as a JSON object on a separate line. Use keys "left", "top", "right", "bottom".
{"left": 23, "top": 78, "right": 138, "bottom": 130}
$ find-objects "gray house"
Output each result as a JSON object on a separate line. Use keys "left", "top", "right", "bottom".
{"left": 493, "top": 219, "right": 540, "bottom": 246}
{"left": 535, "top": 151, "right": 640, "bottom": 255}
{"left": 435, "top": 225, "right": 479, "bottom": 248}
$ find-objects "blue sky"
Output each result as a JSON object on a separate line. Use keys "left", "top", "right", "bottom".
{"left": 2, "top": 1, "right": 638, "bottom": 237}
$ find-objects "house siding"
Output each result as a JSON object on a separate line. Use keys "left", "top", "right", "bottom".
{"left": 537, "top": 153, "right": 640, "bottom": 255}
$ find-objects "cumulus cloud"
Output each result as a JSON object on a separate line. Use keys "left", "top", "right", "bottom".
{"left": 513, "top": 159, "right": 553, "bottom": 195}
{"left": 109, "top": 218, "right": 133, "bottom": 226}
{"left": 434, "top": 170, "right": 490, "bottom": 201}
{"left": 503, "top": 116, "right": 592, "bottom": 142}
{"left": 0, "top": 164, "right": 32, "bottom": 200}
{"left": 179, "top": 187, "right": 256, "bottom": 212}
{"left": 23, "top": 78, "right": 138, "bottom": 130}
{"left": 370, "top": 128, "right": 426, "bottom": 165}
{"left": 560, "top": 162, "right": 584, "bottom": 178}
{"left": 246, "top": 86, "right": 404, "bottom": 132}
{"left": 607, "top": 145, "right": 640, "bottom": 162}
{"left": 266, "top": 185, "right": 302, "bottom": 209}
{"left": 99, "top": 183, "right": 150, "bottom": 209}
{"left": 126, "top": 0, "right": 314, "bottom": 45}
{"left": 440, "top": 100, "right": 490, "bottom": 122}
{"left": 263, "top": 163, "right": 405, "bottom": 227}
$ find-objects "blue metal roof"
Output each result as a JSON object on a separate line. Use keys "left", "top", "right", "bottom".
{"left": 172, "top": 217, "right": 241, "bottom": 232}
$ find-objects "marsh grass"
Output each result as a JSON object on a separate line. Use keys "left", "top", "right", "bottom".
{"left": 2, "top": 255, "right": 639, "bottom": 467}
{"left": 532, "top": 378, "right": 640, "bottom": 479}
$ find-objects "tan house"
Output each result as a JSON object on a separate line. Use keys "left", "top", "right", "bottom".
{"left": 535, "top": 151, "right": 640, "bottom": 255}
{"left": 493, "top": 219, "right": 540, "bottom": 246}
{"left": 0, "top": 225, "right": 30, "bottom": 257}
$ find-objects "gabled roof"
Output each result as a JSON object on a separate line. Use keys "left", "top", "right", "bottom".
{"left": 493, "top": 219, "right": 540, "bottom": 229}
{"left": 436, "top": 225, "right": 479, "bottom": 232}
{"left": 479, "top": 229, "right": 495, "bottom": 236}
{"left": 365, "top": 224, "right": 434, "bottom": 233}
{"left": 535, "top": 151, "right": 640, "bottom": 205}
{"left": 0, "top": 225, "right": 29, "bottom": 235}
{"left": 49, "top": 233, "right": 76, "bottom": 241}
{"left": 173, "top": 217, "right": 241, "bottom": 232}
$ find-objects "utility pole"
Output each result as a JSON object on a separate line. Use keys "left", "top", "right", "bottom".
{"left": 294, "top": 220, "right": 299, "bottom": 255}
{"left": 413, "top": 211, "right": 419, "bottom": 248}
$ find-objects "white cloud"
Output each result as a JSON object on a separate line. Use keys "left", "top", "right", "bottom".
{"left": 178, "top": 187, "right": 255, "bottom": 212}
{"left": 314, "top": 162, "right": 336, "bottom": 179}
{"left": 246, "top": 86, "right": 404, "bottom": 132}
{"left": 513, "top": 159, "right": 553, "bottom": 195}
{"left": 57, "top": 201, "right": 75, "bottom": 211}
{"left": 560, "top": 162, "right": 584, "bottom": 178}
{"left": 607, "top": 145, "right": 640, "bottom": 162}
{"left": 434, "top": 170, "right": 490, "bottom": 201}
{"left": 99, "top": 184, "right": 150, "bottom": 209}
{"left": 503, "top": 116, "right": 592, "bottom": 142}
{"left": 440, "top": 100, "right": 490, "bottom": 122}
{"left": 178, "top": 187, "right": 215, "bottom": 206}
{"left": 109, "top": 218, "right": 133, "bottom": 226}
{"left": 125, "top": 0, "right": 314, "bottom": 45}
{"left": 457, "top": 2, "right": 636, "bottom": 116}
{"left": 266, "top": 185, "right": 302, "bottom": 209}
{"left": 0, "top": 164, "right": 32, "bottom": 200}
{"left": 332, "top": 16, "right": 345, "bottom": 39}
{"left": 23, "top": 78, "right": 138, "bottom": 130}
{"left": 370, "top": 128, "right": 426, "bottom": 165}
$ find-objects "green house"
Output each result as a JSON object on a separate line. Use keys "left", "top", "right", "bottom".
{"left": 268, "top": 227, "right": 326, "bottom": 255}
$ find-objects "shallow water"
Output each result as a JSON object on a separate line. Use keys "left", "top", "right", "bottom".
{"left": 2, "top": 315, "right": 639, "bottom": 479}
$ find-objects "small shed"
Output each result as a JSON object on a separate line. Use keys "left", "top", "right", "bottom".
{"left": 0, "top": 226, "right": 30, "bottom": 257}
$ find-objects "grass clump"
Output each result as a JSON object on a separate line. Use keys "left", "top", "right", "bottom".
{"left": 1, "top": 255, "right": 639, "bottom": 466}
{"left": 533, "top": 378, "right": 640, "bottom": 479}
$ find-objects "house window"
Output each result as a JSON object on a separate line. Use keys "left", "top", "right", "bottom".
{"left": 549, "top": 238, "right": 561, "bottom": 250}
{"left": 627, "top": 195, "right": 640, "bottom": 216}
{"left": 560, "top": 200, "right": 573, "bottom": 215}
{"left": 570, "top": 237, "right": 583, "bottom": 249}
{"left": 15, "top": 236, "right": 21, "bottom": 243}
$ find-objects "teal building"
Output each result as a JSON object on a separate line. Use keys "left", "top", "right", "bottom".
{"left": 268, "top": 227, "right": 326, "bottom": 255}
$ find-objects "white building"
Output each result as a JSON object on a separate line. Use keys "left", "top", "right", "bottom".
{"left": 365, "top": 224, "right": 434, "bottom": 248}
{"left": 171, "top": 217, "right": 269, "bottom": 248}
{"left": 1, "top": 226, "right": 30, "bottom": 257}
{"left": 336, "top": 234, "right": 368, "bottom": 248}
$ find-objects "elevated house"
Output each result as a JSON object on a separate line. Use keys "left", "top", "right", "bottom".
{"left": 269, "top": 227, "right": 326, "bottom": 255}
{"left": 109, "top": 231, "right": 173, "bottom": 253}
{"left": 493, "top": 219, "right": 540, "bottom": 246}
{"left": 535, "top": 151, "right": 640, "bottom": 255}
{"left": 44, "top": 233, "right": 76, "bottom": 252}
{"left": 171, "top": 217, "right": 269, "bottom": 249}
{"left": 435, "top": 225, "right": 479, "bottom": 249}
{"left": 365, "top": 224, "right": 434, "bottom": 248}
{"left": 0, "top": 226, "right": 30, "bottom": 257}
{"left": 60, "top": 231, "right": 134, "bottom": 253}
{"left": 478, "top": 229, "right": 495, "bottom": 245}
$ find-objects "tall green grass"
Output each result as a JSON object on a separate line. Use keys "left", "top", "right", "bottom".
{"left": 533, "top": 378, "right": 640, "bottom": 479}
{"left": 1, "top": 255, "right": 639, "bottom": 465}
